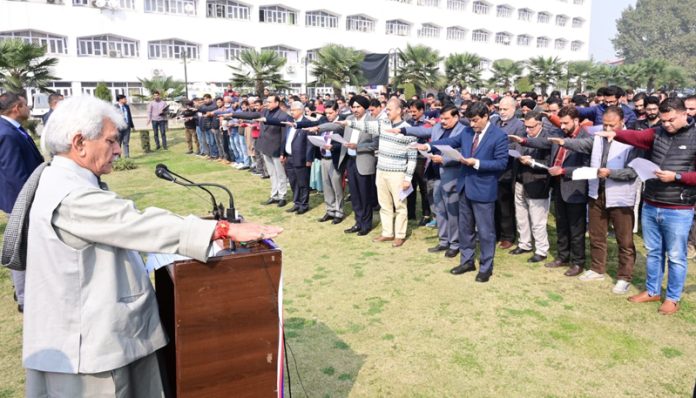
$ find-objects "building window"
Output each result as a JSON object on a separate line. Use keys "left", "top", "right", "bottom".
{"left": 447, "top": 0, "right": 467, "bottom": 11}
{"left": 517, "top": 34, "right": 531, "bottom": 46}
{"left": 496, "top": 5, "right": 512, "bottom": 18}
{"left": 418, "top": 23, "right": 440, "bottom": 38}
{"left": 386, "top": 20, "right": 411, "bottom": 36}
{"left": 471, "top": 29, "right": 489, "bottom": 42}
{"left": 346, "top": 15, "right": 375, "bottom": 32}
{"left": 261, "top": 45, "right": 298, "bottom": 62}
{"left": 446, "top": 26, "right": 466, "bottom": 40}
{"left": 537, "top": 11, "right": 550, "bottom": 23}
{"left": 556, "top": 15, "right": 568, "bottom": 26}
{"left": 389, "top": 0, "right": 411, "bottom": 3}
{"left": 417, "top": 0, "right": 439, "bottom": 6}
{"left": 305, "top": 10, "right": 338, "bottom": 29}
{"left": 206, "top": 0, "right": 249, "bottom": 19}
{"left": 148, "top": 39, "right": 199, "bottom": 59}
{"left": 0, "top": 30, "right": 67, "bottom": 55}
{"left": 472, "top": 0, "right": 489, "bottom": 14}
{"left": 81, "top": 81, "right": 143, "bottom": 100}
{"left": 554, "top": 38, "right": 567, "bottom": 50}
{"left": 144, "top": 0, "right": 196, "bottom": 15}
{"left": 77, "top": 35, "right": 139, "bottom": 57}
{"left": 208, "top": 41, "right": 250, "bottom": 61}
{"left": 536, "top": 37, "right": 549, "bottom": 48}
{"left": 573, "top": 0, "right": 583, "bottom": 4}
{"left": 571, "top": 40, "right": 583, "bottom": 51}
{"left": 495, "top": 32, "right": 512, "bottom": 45}
{"left": 479, "top": 58, "right": 491, "bottom": 70}
{"left": 305, "top": 49, "right": 319, "bottom": 62}
{"left": 73, "top": 0, "right": 135, "bottom": 9}
{"left": 518, "top": 8, "right": 533, "bottom": 21}
{"left": 259, "top": 5, "right": 296, "bottom": 25}
{"left": 572, "top": 17, "right": 584, "bottom": 28}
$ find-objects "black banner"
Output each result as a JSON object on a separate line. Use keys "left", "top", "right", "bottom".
{"left": 361, "top": 53, "right": 390, "bottom": 86}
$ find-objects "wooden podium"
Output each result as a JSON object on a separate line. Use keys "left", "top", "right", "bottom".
{"left": 155, "top": 241, "right": 283, "bottom": 397}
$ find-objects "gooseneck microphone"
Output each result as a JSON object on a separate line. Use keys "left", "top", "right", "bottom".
{"left": 155, "top": 164, "right": 240, "bottom": 223}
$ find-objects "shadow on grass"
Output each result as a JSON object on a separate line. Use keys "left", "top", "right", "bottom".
{"left": 283, "top": 317, "right": 365, "bottom": 398}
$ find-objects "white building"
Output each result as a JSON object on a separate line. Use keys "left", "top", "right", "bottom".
{"left": 1, "top": 0, "right": 592, "bottom": 99}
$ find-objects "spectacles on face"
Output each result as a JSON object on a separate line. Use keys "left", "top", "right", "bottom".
{"left": 524, "top": 124, "right": 540, "bottom": 130}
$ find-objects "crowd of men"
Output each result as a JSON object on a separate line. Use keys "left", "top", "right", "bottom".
{"left": 150, "top": 84, "right": 696, "bottom": 315}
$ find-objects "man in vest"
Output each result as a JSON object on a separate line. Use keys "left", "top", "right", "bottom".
{"left": 548, "top": 106, "right": 640, "bottom": 294}
{"left": 597, "top": 98, "right": 696, "bottom": 315}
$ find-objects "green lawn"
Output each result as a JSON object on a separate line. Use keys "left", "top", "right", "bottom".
{"left": 1, "top": 130, "right": 695, "bottom": 397}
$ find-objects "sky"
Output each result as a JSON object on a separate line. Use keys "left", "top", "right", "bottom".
{"left": 589, "top": 0, "right": 637, "bottom": 62}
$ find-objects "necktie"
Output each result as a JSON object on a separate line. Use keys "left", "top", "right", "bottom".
{"left": 471, "top": 133, "right": 480, "bottom": 153}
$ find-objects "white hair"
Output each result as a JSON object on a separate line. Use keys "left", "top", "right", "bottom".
{"left": 290, "top": 101, "right": 304, "bottom": 110}
{"left": 42, "top": 95, "right": 127, "bottom": 156}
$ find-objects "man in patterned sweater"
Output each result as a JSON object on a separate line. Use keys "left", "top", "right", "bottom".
{"left": 339, "top": 99, "right": 417, "bottom": 247}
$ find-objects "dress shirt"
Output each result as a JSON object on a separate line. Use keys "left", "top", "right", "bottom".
{"left": 472, "top": 122, "right": 491, "bottom": 170}
{"left": 284, "top": 117, "right": 302, "bottom": 155}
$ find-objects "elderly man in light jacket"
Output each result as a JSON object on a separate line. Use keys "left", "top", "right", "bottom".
{"left": 18, "top": 95, "right": 281, "bottom": 397}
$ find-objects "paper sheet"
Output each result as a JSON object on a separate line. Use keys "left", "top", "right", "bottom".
{"left": 508, "top": 149, "right": 522, "bottom": 158}
{"left": 572, "top": 167, "right": 598, "bottom": 180}
{"left": 399, "top": 185, "right": 414, "bottom": 201}
{"left": 329, "top": 133, "right": 348, "bottom": 144}
{"left": 628, "top": 158, "right": 660, "bottom": 181}
{"left": 433, "top": 145, "right": 464, "bottom": 161}
{"left": 307, "top": 135, "right": 329, "bottom": 147}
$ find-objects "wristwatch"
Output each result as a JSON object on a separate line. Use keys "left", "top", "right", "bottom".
{"left": 675, "top": 173, "right": 682, "bottom": 182}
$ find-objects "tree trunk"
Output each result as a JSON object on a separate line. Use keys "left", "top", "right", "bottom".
{"left": 333, "top": 85, "right": 342, "bottom": 99}
{"left": 256, "top": 80, "right": 265, "bottom": 98}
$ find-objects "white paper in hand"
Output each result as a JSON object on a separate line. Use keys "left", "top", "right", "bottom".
{"left": 572, "top": 167, "right": 599, "bottom": 180}
{"left": 307, "top": 135, "right": 328, "bottom": 147}
{"left": 329, "top": 133, "right": 347, "bottom": 144}
{"left": 399, "top": 185, "right": 414, "bottom": 201}
{"left": 433, "top": 145, "right": 464, "bottom": 161}
{"left": 508, "top": 149, "right": 522, "bottom": 158}
{"left": 628, "top": 158, "right": 660, "bottom": 181}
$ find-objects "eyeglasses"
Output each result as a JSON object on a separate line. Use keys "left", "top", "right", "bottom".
{"left": 524, "top": 124, "right": 539, "bottom": 130}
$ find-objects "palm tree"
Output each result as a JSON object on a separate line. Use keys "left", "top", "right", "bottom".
{"left": 526, "top": 56, "right": 564, "bottom": 95}
{"left": 616, "top": 63, "right": 646, "bottom": 90}
{"left": 639, "top": 59, "right": 667, "bottom": 93}
{"left": 657, "top": 65, "right": 688, "bottom": 91}
{"left": 444, "top": 52, "right": 482, "bottom": 91}
{"left": 564, "top": 60, "right": 594, "bottom": 93}
{"left": 137, "top": 74, "right": 185, "bottom": 100}
{"left": 229, "top": 49, "right": 289, "bottom": 96}
{"left": 0, "top": 39, "right": 59, "bottom": 94}
{"left": 393, "top": 44, "right": 443, "bottom": 97}
{"left": 310, "top": 44, "right": 366, "bottom": 98}
{"left": 488, "top": 59, "right": 524, "bottom": 91}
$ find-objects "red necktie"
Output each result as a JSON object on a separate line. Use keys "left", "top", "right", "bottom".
{"left": 471, "top": 133, "right": 480, "bottom": 153}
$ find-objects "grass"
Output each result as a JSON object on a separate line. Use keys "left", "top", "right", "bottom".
{"left": 1, "top": 130, "right": 695, "bottom": 397}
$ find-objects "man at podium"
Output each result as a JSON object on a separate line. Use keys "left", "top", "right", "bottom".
{"left": 2, "top": 95, "right": 282, "bottom": 397}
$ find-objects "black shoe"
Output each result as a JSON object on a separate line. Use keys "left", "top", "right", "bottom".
{"left": 346, "top": 194, "right": 352, "bottom": 202}
{"left": 286, "top": 206, "right": 299, "bottom": 213}
{"left": 418, "top": 216, "right": 432, "bottom": 227}
{"left": 344, "top": 225, "right": 360, "bottom": 234}
{"left": 475, "top": 272, "right": 491, "bottom": 283}
{"left": 332, "top": 216, "right": 344, "bottom": 224}
{"left": 277, "top": 199, "right": 288, "bottom": 207}
{"left": 17, "top": 304, "right": 23, "bottom": 313}
{"left": 510, "top": 247, "right": 533, "bottom": 255}
{"left": 527, "top": 254, "right": 547, "bottom": 263}
{"left": 428, "top": 244, "right": 449, "bottom": 253}
{"left": 262, "top": 175, "right": 270, "bottom": 179}
{"left": 357, "top": 229, "right": 371, "bottom": 236}
{"left": 297, "top": 208, "right": 309, "bottom": 215}
{"left": 444, "top": 248, "right": 459, "bottom": 258}
{"left": 262, "top": 198, "right": 278, "bottom": 205}
{"left": 450, "top": 263, "right": 476, "bottom": 275}
{"left": 318, "top": 214, "right": 333, "bottom": 222}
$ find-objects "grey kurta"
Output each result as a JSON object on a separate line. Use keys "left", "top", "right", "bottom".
{"left": 23, "top": 156, "right": 216, "bottom": 375}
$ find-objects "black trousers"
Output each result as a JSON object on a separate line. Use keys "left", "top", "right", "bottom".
{"left": 221, "top": 131, "right": 232, "bottom": 162}
{"left": 554, "top": 192, "right": 586, "bottom": 266}
{"left": 495, "top": 180, "right": 516, "bottom": 242}
{"left": 347, "top": 157, "right": 375, "bottom": 232}
{"left": 407, "top": 157, "right": 431, "bottom": 219}
{"left": 284, "top": 156, "right": 310, "bottom": 210}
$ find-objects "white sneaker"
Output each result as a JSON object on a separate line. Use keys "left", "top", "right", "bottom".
{"left": 578, "top": 270, "right": 605, "bottom": 281}
{"left": 612, "top": 280, "right": 631, "bottom": 294}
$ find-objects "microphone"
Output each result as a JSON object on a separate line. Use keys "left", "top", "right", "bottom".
{"left": 155, "top": 164, "right": 241, "bottom": 223}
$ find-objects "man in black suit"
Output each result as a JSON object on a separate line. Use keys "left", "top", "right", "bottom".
{"left": 41, "top": 93, "right": 63, "bottom": 125}
{"left": 511, "top": 106, "right": 590, "bottom": 276}
{"left": 115, "top": 94, "right": 135, "bottom": 158}
{"left": 0, "top": 93, "right": 44, "bottom": 312}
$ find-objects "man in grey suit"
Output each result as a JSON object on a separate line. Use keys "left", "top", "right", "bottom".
{"left": 13, "top": 95, "right": 281, "bottom": 397}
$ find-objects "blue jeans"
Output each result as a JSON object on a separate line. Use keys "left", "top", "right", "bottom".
{"left": 196, "top": 126, "right": 208, "bottom": 155}
{"left": 205, "top": 128, "right": 219, "bottom": 158}
{"left": 641, "top": 203, "right": 693, "bottom": 301}
{"left": 229, "top": 129, "right": 250, "bottom": 166}
{"left": 152, "top": 120, "right": 167, "bottom": 149}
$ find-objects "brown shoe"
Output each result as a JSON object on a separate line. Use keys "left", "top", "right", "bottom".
{"left": 658, "top": 300, "right": 679, "bottom": 315}
{"left": 564, "top": 265, "right": 584, "bottom": 277}
{"left": 544, "top": 259, "right": 568, "bottom": 268}
{"left": 628, "top": 291, "right": 661, "bottom": 303}
{"left": 392, "top": 238, "right": 405, "bottom": 247}
{"left": 372, "top": 236, "right": 394, "bottom": 243}
{"left": 498, "top": 240, "right": 513, "bottom": 250}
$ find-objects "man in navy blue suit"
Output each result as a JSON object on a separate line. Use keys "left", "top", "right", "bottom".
{"left": 0, "top": 93, "right": 44, "bottom": 311}
{"left": 420, "top": 102, "right": 509, "bottom": 282}
{"left": 115, "top": 94, "right": 135, "bottom": 158}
